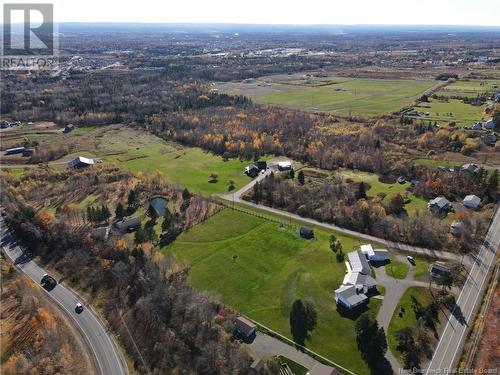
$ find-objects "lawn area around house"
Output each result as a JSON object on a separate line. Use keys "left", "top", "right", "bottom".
{"left": 413, "top": 158, "right": 459, "bottom": 169}
{"left": 335, "top": 169, "right": 428, "bottom": 216}
{"left": 164, "top": 208, "right": 381, "bottom": 375}
{"left": 277, "top": 356, "right": 308, "bottom": 375}
{"left": 387, "top": 287, "right": 434, "bottom": 361}
{"left": 386, "top": 261, "right": 410, "bottom": 279}
{"left": 217, "top": 76, "right": 434, "bottom": 117}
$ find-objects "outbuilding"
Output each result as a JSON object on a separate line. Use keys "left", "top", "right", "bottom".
{"left": 5, "top": 146, "right": 25, "bottom": 155}
{"left": 300, "top": 226, "right": 314, "bottom": 239}
{"left": 114, "top": 217, "right": 141, "bottom": 233}
{"left": 360, "top": 244, "right": 389, "bottom": 262}
{"left": 334, "top": 285, "right": 368, "bottom": 309}
{"left": 68, "top": 156, "right": 95, "bottom": 169}
{"left": 277, "top": 161, "right": 292, "bottom": 171}
{"left": 428, "top": 197, "right": 452, "bottom": 216}
{"left": 63, "top": 123, "right": 75, "bottom": 133}
{"left": 234, "top": 316, "right": 256, "bottom": 339}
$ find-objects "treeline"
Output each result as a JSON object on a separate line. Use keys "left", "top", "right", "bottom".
{"left": 1, "top": 169, "right": 275, "bottom": 374}
{"left": 245, "top": 172, "right": 481, "bottom": 250}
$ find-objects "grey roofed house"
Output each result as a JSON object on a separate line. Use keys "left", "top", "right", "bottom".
{"left": 429, "top": 262, "right": 450, "bottom": 278}
{"left": 114, "top": 216, "right": 141, "bottom": 233}
{"left": 463, "top": 194, "right": 481, "bottom": 210}
{"left": 307, "top": 363, "right": 341, "bottom": 375}
{"left": 63, "top": 123, "right": 75, "bottom": 133}
{"left": 334, "top": 285, "right": 368, "bottom": 309}
{"left": 460, "top": 163, "right": 480, "bottom": 174}
{"left": 68, "top": 156, "right": 95, "bottom": 169}
{"left": 427, "top": 197, "right": 451, "bottom": 213}
{"left": 348, "top": 250, "right": 371, "bottom": 275}
{"left": 235, "top": 316, "right": 256, "bottom": 338}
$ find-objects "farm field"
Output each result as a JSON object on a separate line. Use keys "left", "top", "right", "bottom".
{"left": 434, "top": 79, "right": 500, "bottom": 99}
{"left": 4, "top": 125, "right": 255, "bottom": 195}
{"left": 164, "top": 208, "right": 382, "bottom": 375}
{"left": 217, "top": 76, "right": 435, "bottom": 117}
{"left": 387, "top": 287, "right": 434, "bottom": 361}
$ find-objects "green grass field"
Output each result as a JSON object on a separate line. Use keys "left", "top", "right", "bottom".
{"left": 386, "top": 261, "right": 409, "bottom": 279}
{"left": 413, "top": 158, "right": 458, "bottom": 169}
{"left": 218, "top": 76, "right": 434, "bottom": 117}
{"left": 164, "top": 208, "right": 381, "bottom": 375}
{"left": 387, "top": 287, "right": 434, "bottom": 361}
{"left": 434, "top": 79, "right": 500, "bottom": 99}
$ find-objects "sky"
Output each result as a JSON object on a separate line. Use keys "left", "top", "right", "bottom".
{"left": 4, "top": 0, "right": 500, "bottom": 26}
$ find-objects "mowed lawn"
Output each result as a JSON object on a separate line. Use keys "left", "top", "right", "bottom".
{"left": 387, "top": 287, "right": 434, "bottom": 361}
{"left": 164, "top": 209, "right": 381, "bottom": 375}
{"left": 411, "top": 98, "right": 488, "bottom": 127}
{"left": 220, "top": 76, "right": 434, "bottom": 117}
{"left": 107, "top": 142, "right": 254, "bottom": 195}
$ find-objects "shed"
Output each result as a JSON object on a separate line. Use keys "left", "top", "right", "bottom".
{"left": 91, "top": 226, "right": 110, "bottom": 240}
{"left": 463, "top": 195, "right": 481, "bottom": 210}
{"left": 63, "top": 123, "right": 75, "bottom": 133}
{"left": 235, "top": 316, "right": 256, "bottom": 339}
{"left": 277, "top": 161, "right": 292, "bottom": 171}
{"left": 68, "top": 156, "right": 95, "bottom": 169}
{"left": 5, "top": 146, "right": 25, "bottom": 155}
{"left": 300, "top": 227, "right": 314, "bottom": 239}
{"left": 429, "top": 262, "right": 450, "bottom": 278}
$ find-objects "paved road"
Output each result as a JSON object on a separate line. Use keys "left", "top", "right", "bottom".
{"left": 426, "top": 205, "right": 500, "bottom": 373}
{"left": 0, "top": 215, "right": 127, "bottom": 375}
{"left": 218, "top": 171, "right": 470, "bottom": 265}
{"left": 248, "top": 333, "right": 319, "bottom": 370}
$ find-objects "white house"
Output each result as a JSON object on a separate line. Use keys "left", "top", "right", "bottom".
{"left": 348, "top": 250, "right": 371, "bottom": 275}
{"left": 360, "top": 244, "right": 389, "bottom": 262}
{"left": 463, "top": 195, "right": 481, "bottom": 210}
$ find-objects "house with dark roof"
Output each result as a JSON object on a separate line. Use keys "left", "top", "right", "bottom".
{"left": 114, "top": 217, "right": 141, "bottom": 233}
{"left": 360, "top": 244, "right": 389, "bottom": 262}
{"left": 244, "top": 163, "right": 260, "bottom": 177}
{"left": 460, "top": 163, "right": 480, "bottom": 175}
{"left": 90, "top": 226, "right": 110, "bottom": 240}
{"left": 429, "top": 262, "right": 451, "bottom": 278}
{"left": 334, "top": 285, "right": 368, "bottom": 310}
{"left": 428, "top": 197, "right": 452, "bottom": 216}
{"left": 63, "top": 124, "right": 75, "bottom": 133}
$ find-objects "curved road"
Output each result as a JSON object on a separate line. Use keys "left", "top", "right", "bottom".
{"left": 218, "top": 165, "right": 470, "bottom": 265}
{"left": 0, "top": 215, "right": 127, "bottom": 375}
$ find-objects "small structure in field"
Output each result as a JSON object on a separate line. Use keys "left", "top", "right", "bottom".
{"left": 429, "top": 262, "right": 450, "bottom": 278}
{"left": 5, "top": 146, "right": 25, "bottom": 155}
{"left": 114, "top": 216, "right": 141, "bottom": 233}
{"left": 277, "top": 161, "right": 292, "bottom": 171}
{"left": 68, "top": 156, "right": 95, "bottom": 169}
{"left": 463, "top": 195, "right": 481, "bottom": 210}
{"left": 299, "top": 226, "right": 314, "bottom": 239}
{"left": 234, "top": 316, "right": 256, "bottom": 340}
{"left": 63, "top": 124, "right": 75, "bottom": 133}
{"left": 307, "top": 363, "right": 341, "bottom": 375}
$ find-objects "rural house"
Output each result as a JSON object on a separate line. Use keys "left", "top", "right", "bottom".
{"left": 347, "top": 250, "right": 371, "bottom": 275}
{"left": 463, "top": 195, "right": 481, "bottom": 210}
{"left": 429, "top": 262, "right": 450, "bottom": 278}
{"left": 114, "top": 216, "right": 141, "bottom": 233}
{"left": 334, "top": 285, "right": 368, "bottom": 310}
{"left": 300, "top": 226, "right": 314, "bottom": 239}
{"left": 90, "top": 226, "right": 110, "bottom": 240}
{"left": 427, "top": 197, "right": 452, "bottom": 216}
{"left": 244, "top": 163, "right": 260, "bottom": 177}
{"left": 234, "top": 316, "right": 256, "bottom": 340}
{"left": 277, "top": 161, "right": 292, "bottom": 171}
{"left": 63, "top": 123, "right": 75, "bottom": 133}
{"left": 68, "top": 156, "right": 95, "bottom": 169}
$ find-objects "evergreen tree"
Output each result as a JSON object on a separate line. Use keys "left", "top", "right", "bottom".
{"left": 356, "top": 182, "right": 367, "bottom": 200}
{"left": 289, "top": 299, "right": 308, "bottom": 346}
{"left": 115, "top": 202, "right": 125, "bottom": 219}
{"left": 298, "top": 170, "right": 305, "bottom": 185}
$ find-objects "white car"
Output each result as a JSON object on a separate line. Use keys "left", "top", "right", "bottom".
{"left": 406, "top": 256, "right": 415, "bottom": 264}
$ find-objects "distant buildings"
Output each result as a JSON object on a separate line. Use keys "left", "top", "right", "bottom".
{"left": 68, "top": 156, "right": 95, "bottom": 169}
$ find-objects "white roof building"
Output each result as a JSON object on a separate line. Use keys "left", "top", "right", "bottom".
{"left": 348, "top": 250, "right": 371, "bottom": 275}
{"left": 360, "top": 244, "right": 389, "bottom": 262}
{"left": 463, "top": 195, "right": 481, "bottom": 210}
{"left": 68, "top": 156, "right": 95, "bottom": 169}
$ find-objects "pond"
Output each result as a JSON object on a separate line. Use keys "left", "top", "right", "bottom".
{"left": 147, "top": 197, "right": 167, "bottom": 217}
